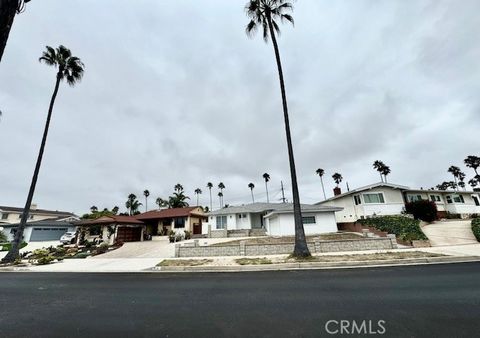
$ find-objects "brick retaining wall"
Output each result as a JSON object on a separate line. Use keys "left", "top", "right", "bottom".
{"left": 176, "top": 236, "right": 397, "bottom": 258}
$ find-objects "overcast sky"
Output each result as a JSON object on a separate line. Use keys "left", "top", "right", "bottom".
{"left": 1, "top": 0, "right": 479, "bottom": 215}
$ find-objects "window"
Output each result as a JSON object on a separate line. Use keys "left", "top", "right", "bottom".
{"left": 473, "top": 195, "right": 480, "bottom": 206}
{"left": 446, "top": 195, "right": 453, "bottom": 204}
{"left": 453, "top": 195, "right": 465, "bottom": 203}
{"left": 174, "top": 217, "right": 186, "bottom": 228}
{"left": 407, "top": 194, "right": 423, "bottom": 202}
{"left": 430, "top": 195, "right": 441, "bottom": 202}
{"left": 354, "top": 195, "right": 361, "bottom": 205}
{"left": 216, "top": 216, "right": 227, "bottom": 229}
{"left": 363, "top": 193, "right": 385, "bottom": 204}
{"left": 1, "top": 213, "right": 8, "bottom": 220}
{"left": 302, "top": 216, "right": 316, "bottom": 224}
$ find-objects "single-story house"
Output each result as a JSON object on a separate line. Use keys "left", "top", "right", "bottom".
{"left": 1, "top": 217, "right": 78, "bottom": 242}
{"left": 78, "top": 215, "right": 145, "bottom": 245}
{"left": 136, "top": 207, "right": 207, "bottom": 235}
{"left": 315, "top": 182, "right": 480, "bottom": 230}
{"left": 205, "top": 203, "right": 342, "bottom": 237}
{"left": 0, "top": 204, "right": 78, "bottom": 225}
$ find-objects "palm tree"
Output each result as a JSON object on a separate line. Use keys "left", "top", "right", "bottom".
{"left": 248, "top": 182, "right": 255, "bottom": 203}
{"left": 263, "top": 173, "right": 271, "bottom": 202}
{"left": 156, "top": 197, "right": 168, "bottom": 208}
{"left": 194, "top": 188, "right": 202, "bottom": 206}
{"left": 464, "top": 155, "right": 480, "bottom": 176}
{"left": 332, "top": 173, "right": 343, "bottom": 187}
{"left": 207, "top": 182, "right": 213, "bottom": 210}
{"left": 315, "top": 168, "right": 326, "bottom": 200}
{"left": 2, "top": 45, "right": 84, "bottom": 264}
{"left": 174, "top": 183, "right": 184, "bottom": 192}
{"left": 126, "top": 194, "right": 142, "bottom": 215}
{"left": 90, "top": 206, "right": 98, "bottom": 213}
{"left": 245, "top": 0, "right": 309, "bottom": 257}
{"left": 143, "top": 189, "right": 150, "bottom": 212}
{"left": 381, "top": 165, "right": 391, "bottom": 183}
{"left": 0, "top": 0, "right": 31, "bottom": 62}
{"left": 112, "top": 206, "right": 119, "bottom": 215}
{"left": 218, "top": 182, "right": 225, "bottom": 206}
{"left": 373, "top": 160, "right": 385, "bottom": 182}
{"left": 168, "top": 191, "right": 190, "bottom": 208}
{"left": 448, "top": 166, "right": 461, "bottom": 191}
{"left": 218, "top": 192, "right": 224, "bottom": 208}
{"left": 469, "top": 178, "right": 479, "bottom": 189}
{"left": 458, "top": 172, "right": 466, "bottom": 191}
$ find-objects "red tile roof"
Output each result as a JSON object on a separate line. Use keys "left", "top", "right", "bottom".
{"left": 80, "top": 215, "right": 144, "bottom": 225}
{"left": 136, "top": 207, "right": 204, "bottom": 220}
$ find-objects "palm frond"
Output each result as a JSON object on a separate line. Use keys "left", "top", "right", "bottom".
{"left": 280, "top": 13, "right": 294, "bottom": 25}
{"left": 271, "top": 19, "right": 281, "bottom": 36}
{"left": 245, "top": 19, "right": 258, "bottom": 37}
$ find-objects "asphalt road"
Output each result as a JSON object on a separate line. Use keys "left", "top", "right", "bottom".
{"left": 1, "top": 263, "right": 479, "bottom": 338}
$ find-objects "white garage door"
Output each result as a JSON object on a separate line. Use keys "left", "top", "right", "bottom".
{"left": 30, "top": 228, "right": 68, "bottom": 241}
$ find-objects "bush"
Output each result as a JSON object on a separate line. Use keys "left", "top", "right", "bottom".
{"left": 0, "top": 230, "right": 7, "bottom": 242}
{"left": 92, "top": 243, "right": 109, "bottom": 256}
{"left": 1, "top": 242, "right": 27, "bottom": 252}
{"left": 405, "top": 200, "right": 438, "bottom": 222}
{"left": 358, "top": 215, "right": 428, "bottom": 241}
{"left": 472, "top": 218, "right": 480, "bottom": 242}
{"left": 184, "top": 230, "right": 191, "bottom": 240}
{"left": 28, "top": 249, "right": 55, "bottom": 265}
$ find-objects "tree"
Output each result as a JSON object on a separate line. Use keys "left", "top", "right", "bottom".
{"left": 447, "top": 166, "right": 462, "bottom": 191}
{"left": 156, "top": 197, "right": 168, "bottom": 208}
{"left": 167, "top": 185, "right": 190, "bottom": 208}
{"left": 218, "top": 182, "right": 225, "bottom": 206}
{"left": 464, "top": 155, "right": 480, "bottom": 176}
{"left": 90, "top": 206, "right": 98, "bottom": 213}
{"left": 248, "top": 182, "right": 255, "bottom": 203}
{"left": 263, "top": 173, "right": 270, "bottom": 203}
{"left": 469, "top": 178, "right": 479, "bottom": 189}
{"left": 0, "top": 0, "right": 31, "bottom": 62}
{"left": 194, "top": 188, "right": 202, "bottom": 206}
{"left": 143, "top": 189, "right": 150, "bottom": 212}
{"left": 125, "top": 194, "right": 142, "bottom": 216}
{"left": 436, "top": 182, "right": 450, "bottom": 191}
{"left": 174, "top": 183, "right": 184, "bottom": 192}
{"left": 315, "top": 168, "right": 326, "bottom": 200}
{"left": 381, "top": 165, "right": 391, "bottom": 183}
{"left": 112, "top": 206, "right": 119, "bottom": 215}
{"left": 373, "top": 160, "right": 386, "bottom": 182}
{"left": 245, "top": 0, "right": 309, "bottom": 257}
{"left": 207, "top": 182, "right": 213, "bottom": 210}
{"left": 2, "top": 45, "right": 84, "bottom": 264}
{"left": 218, "top": 192, "right": 223, "bottom": 208}
{"left": 457, "top": 172, "right": 466, "bottom": 191}
{"left": 332, "top": 173, "right": 343, "bottom": 187}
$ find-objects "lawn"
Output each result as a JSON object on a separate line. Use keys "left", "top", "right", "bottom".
{"left": 210, "top": 232, "right": 363, "bottom": 247}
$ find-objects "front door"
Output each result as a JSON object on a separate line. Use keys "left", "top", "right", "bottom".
{"left": 193, "top": 220, "right": 202, "bottom": 235}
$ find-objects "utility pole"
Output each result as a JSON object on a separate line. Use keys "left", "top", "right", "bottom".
{"left": 280, "top": 181, "right": 286, "bottom": 203}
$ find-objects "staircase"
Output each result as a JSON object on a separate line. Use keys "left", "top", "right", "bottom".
{"left": 249, "top": 229, "right": 267, "bottom": 237}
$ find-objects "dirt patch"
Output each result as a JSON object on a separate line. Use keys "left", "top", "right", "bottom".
{"left": 157, "top": 259, "right": 213, "bottom": 267}
{"left": 286, "top": 251, "right": 444, "bottom": 263}
{"left": 210, "top": 232, "right": 363, "bottom": 247}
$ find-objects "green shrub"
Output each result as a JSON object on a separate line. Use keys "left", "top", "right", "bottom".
{"left": 472, "top": 218, "right": 480, "bottom": 242}
{"left": 0, "top": 230, "right": 7, "bottom": 242}
{"left": 0, "top": 242, "right": 27, "bottom": 252}
{"left": 405, "top": 200, "right": 438, "bottom": 222}
{"left": 184, "top": 230, "right": 191, "bottom": 240}
{"left": 358, "top": 215, "right": 428, "bottom": 241}
{"left": 92, "top": 243, "right": 109, "bottom": 255}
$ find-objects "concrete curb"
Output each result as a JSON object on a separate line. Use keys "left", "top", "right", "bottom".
{"left": 152, "top": 256, "right": 480, "bottom": 273}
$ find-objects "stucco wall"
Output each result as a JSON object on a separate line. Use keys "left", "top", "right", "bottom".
{"left": 266, "top": 212, "right": 338, "bottom": 236}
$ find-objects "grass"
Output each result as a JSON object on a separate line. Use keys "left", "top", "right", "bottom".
{"left": 157, "top": 259, "right": 213, "bottom": 267}
{"left": 210, "top": 232, "right": 363, "bottom": 247}
{"left": 235, "top": 257, "right": 272, "bottom": 265}
{"left": 285, "top": 251, "right": 444, "bottom": 263}
{"left": 0, "top": 242, "right": 28, "bottom": 252}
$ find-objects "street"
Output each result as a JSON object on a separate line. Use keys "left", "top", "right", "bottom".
{"left": 1, "top": 263, "right": 479, "bottom": 337}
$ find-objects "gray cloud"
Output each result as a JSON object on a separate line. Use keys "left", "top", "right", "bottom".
{"left": 1, "top": 0, "right": 479, "bottom": 214}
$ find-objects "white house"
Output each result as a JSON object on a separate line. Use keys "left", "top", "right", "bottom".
{"left": 0, "top": 204, "right": 78, "bottom": 225}
{"left": 205, "top": 203, "right": 341, "bottom": 236}
{"left": 1, "top": 217, "right": 79, "bottom": 242}
{"left": 315, "top": 182, "right": 480, "bottom": 230}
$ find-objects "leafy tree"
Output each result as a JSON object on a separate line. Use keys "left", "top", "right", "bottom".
{"left": 263, "top": 173, "right": 271, "bottom": 202}
{"left": 448, "top": 166, "right": 462, "bottom": 190}
{"left": 2, "top": 45, "right": 84, "bottom": 264}
{"left": 248, "top": 182, "right": 255, "bottom": 203}
{"left": 125, "top": 194, "right": 142, "bottom": 216}
{"left": 464, "top": 155, "right": 480, "bottom": 176}
{"left": 315, "top": 168, "right": 326, "bottom": 200}
{"left": 0, "top": 0, "right": 31, "bottom": 62}
{"left": 245, "top": 0, "right": 309, "bottom": 257}
{"left": 194, "top": 188, "right": 202, "bottom": 206}
{"left": 332, "top": 173, "right": 343, "bottom": 187}
{"left": 372, "top": 160, "right": 386, "bottom": 182}
{"left": 207, "top": 182, "right": 213, "bottom": 210}
{"left": 143, "top": 189, "right": 150, "bottom": 212}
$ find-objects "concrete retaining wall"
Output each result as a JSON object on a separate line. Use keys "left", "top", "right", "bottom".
{"left": 176, "top": 236, "right": 398, "bottom": 258}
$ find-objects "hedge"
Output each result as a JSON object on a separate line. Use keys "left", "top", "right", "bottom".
{"left": 358, "top": 215, "right": 428, "bottom": 241}
{"left": 472, "top": 218, "right": 480, "bottom": 242}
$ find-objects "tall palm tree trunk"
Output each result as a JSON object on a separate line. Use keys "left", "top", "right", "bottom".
{"left": 267, "top": 15, "right": 309, "bottom": 257}
{"left": 196, "top": 194, "right": 199, "bottom": 206}
{"left": 0, "top": 0, "right": 18, "bottom": 62}
{"left": 320, "top": 176, "right": 326, "bottom": 200}
{"left": 251, "top": 190, "right": 255, "bottom": 203}
{"left": 2, "top": 72, "right": 61, "bottom": 263}
{"left": 265, "top": 181, "right": 269, "bottom": 203}
{"left": 209, "top": 189, "right": 212, "bottom": 210}
{"left": 384, "top": 175, "right": 388, "bottom": 183}
{"left": 379, "top": 173, "right": 383, "bottom": 182}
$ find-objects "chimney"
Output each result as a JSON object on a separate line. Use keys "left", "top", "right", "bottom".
{"left": 30, "top": 204, "right": 38, "bottom": 210}
{"left": 333, "top": 187, "right": 342, "bottom": 196}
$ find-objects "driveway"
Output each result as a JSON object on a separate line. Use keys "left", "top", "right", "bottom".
{"left": 422, "top": 220, "right": 478, "bottom": 246}
{"left": 93, "top": 236, "right": 175, "bottom": 259}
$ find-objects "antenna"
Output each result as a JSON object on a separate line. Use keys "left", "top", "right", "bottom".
{"left": 280, "top": 181, "right": 286, "bottom": 203}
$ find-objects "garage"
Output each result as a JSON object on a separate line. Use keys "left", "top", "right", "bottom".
{"left": 30, "top": 227, "right": 69, "bottom": 241}
{"left": 116, "top": 226, "right": 142, "bottom": 242}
